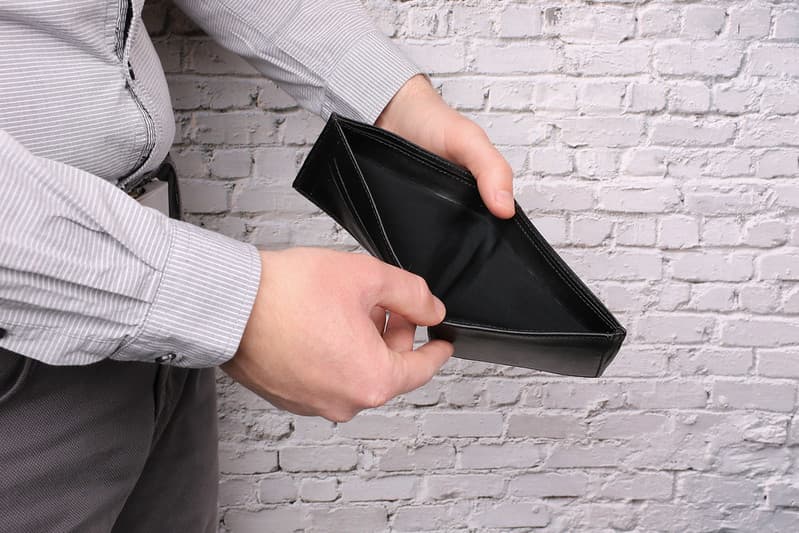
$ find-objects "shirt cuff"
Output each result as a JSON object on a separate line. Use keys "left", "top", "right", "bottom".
{"left": 112, "top": 219, "right": 261, "bottom": 368}
{"left": 321, "top": 30, "right": 422, "bottom": 124}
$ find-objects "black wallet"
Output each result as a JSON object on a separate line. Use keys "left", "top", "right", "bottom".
{"left": 292, "top": 114, "right": 625, "bottom": 377}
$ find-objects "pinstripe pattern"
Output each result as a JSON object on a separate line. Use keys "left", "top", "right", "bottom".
{"left": 0, "top": 0, "right": 419, "bottom": 367}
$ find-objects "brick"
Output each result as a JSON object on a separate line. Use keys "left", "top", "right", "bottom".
{"left": 626, "top": 83, "right": 667, "bottom": 113}
{"left": 444, "top": 381, "right": 480, "bottom": 407}
{"left": 338, "top": 415, "right": 416, "bottom": 439}
{"left": 752, "top": 45, "right": 799, "bottom": 77}
{"left": 499, "top": 5, "right": 542, "bottom": 38}
{"left": 508, "top": 414, "right": 586, "bottom": 438}
{"left": 421, "top": 412, "right": 503, "bottom": 437}
{"left": 533, "top": 81, "right": 577, "bottom": 111}
{"left": 689, "top": 284, "right": 736, "bottom": 312}
{"left": 713, "top": 85, "right": 757, "bottom": 115}
{"left": 598, "top": 472, "right": 673, "bottom": 500}
{"left": 559, "top": 250, "right": 662, "bottom": 281}
{"left": 529, "top": 148, "right": 572, "bottom": 175}
{"left": 589, "top": 413, "right": 669, "bottom": 439}
{"left": 299, "top": 478, "right": 338, "bottom": 502}
{"left": 760, "top": 253, "right": 799, "bottom": 280}
{"left": 654, "top": 43, "right": 743, "bottom": 77}
{"left": 616, "top": 219, "right": 656, "bottom": 246}
{"left": 219, "top": 444, "right": 278, "bottom": 474}
{"left": 259, "top": 476, "right": 298, "bottom": 504}
{"left": 626, "top": 380, "right": 708, "bottom": 409}
{"left": 484, "top": 379, "right": 523, "bottom": 407}
{"left": 659, "top": 216, "right": 699, "bottom": 249}
{"left": 310, "top": 507, "right": 388, "bottom": 532}
{"left": 636, "top": 314, "right": 715, "bottom": 344}
{"left": 774, "top": 11, "right": 799, "bottom": 39}
{"left": 486, "top": 81, "right": 533, "bottom": 111}
{"left": 459, "top": 443, "right": 543, "bottom": 469}
{"left": 564, "top": 44, "right": 650, "bottom": 76}
{"left": 509, "top": 472, "right": 588, "bottom": 498}
{"left": 574, "top": 149, "right": 619, "bottom": 179}
{"left": 210, "top": 148, "right": 251, "bottom": 178}
{"left": 470, "top": 113, "right": 548, "bottom": 145}
{"left": 598, "top": 184, "right": 680, "bottom": 213}
{"left": 180, "top": 179, "right": 229, "bottom": 213}
{"left": 473, "top": 43, "right": 562, "bottom": 74}
{"left": 279, "top": 446, "right": 357, "bottom": 472}
{"left": 400, "top": 42, "right": 466, "bottom": 74}
{"left": 379, "top": 444, "right": 455, "bottom": 472}
{"left": 758, "top": 350, "right": 799, "bottom": 378}
{"left": 677, "top": 474, "right": 761, "bottom": 504}
{"left": 184, "top": 111, "right": 279, "bottom": 145}
{"left": 669, "top": 347, "right": 753, "bottom": 376}
{"left": 224, "top": 508, "right": 306, "bottom": 533}
{"left": 517, "top": 181, "right": 594, "bottom": 212}
{"left": 639, "top": 6, "right": 680, "bottom": 37}
{"left": 737, "top": 116, "right": 799, "bottom": 147}
{"left": 602, "top": 345, "right": 668, "bottom": 377}
{"left": 712, "top": 380, "right": 796, "bottom": 412}
{"left": 756, "top": 150, "right": 799, "bottom": 178}
{"left": 728, "top": 7, "right": 772, "bottom": 40}
{"left": 672, "top": 253, "right": 753, "bottom": 282}
{"left": 340, "top": 476, "right": 416, "bottom": 502}
{"left": 219, "top": 478, "right": 254, "bottom": 506}
{"left": 423, "top": 474, "right": 505, "bottom": 501}
{"left": 546, "top": 442, "right": 627, "bottom": 468}
{"left": 769, "top": 484, "right": 799, "bottom": 508}
{"left": 571, "top": 216, "right": 613, "bottom": 246}
{"left": 738, "top": 284, "right": 779, "bottom": 313}
{"left": 579, "top": 81, "right": 626, "bottom": 112}
{"left": 704, "top": 150, "right": 752, "bottom": 178}
{"left": 473, "top": 502, "right": 550, "bottom": 528}
{"left": 541, "top": 382, "right": 624, "bottom": 409}
{"left": 651, "top": 118, "right": 736, "bottom": 146}
{"left": 441, "top": 78, "right": 487, "bottom": 110}
{"left": 559, "top": 116, "right": 644, "bottom": 148}
{"left": 685, "top": 184, "right": 770, "bottom": 215}
{"left": 744, "top": 219, "right": 788, "bottom": 248}
{"left": 392, "top": 504, "right": 469, "bottom": 531}
{"left": 543, "top": 7, "right": 635, "bottom": 43}
{"left": 681, "top": 6, "right": 726, "bottom": 40}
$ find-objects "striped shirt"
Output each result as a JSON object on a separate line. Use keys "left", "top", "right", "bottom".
{"left": 0, "top": 0, "right": 420, "bottom": 367}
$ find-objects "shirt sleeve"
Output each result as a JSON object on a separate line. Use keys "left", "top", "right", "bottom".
{"left": 0, "top": 130, "right": 261, "bottom": 368}
{"left": 172, "top": 0, "right": 422, "bottom": 124}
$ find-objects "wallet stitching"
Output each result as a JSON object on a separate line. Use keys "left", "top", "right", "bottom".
{"left": 333, "top": 132, "right": 403, "bottom": 267}
{"left": 348, "top": 126, "right": 620, "bottom": 333}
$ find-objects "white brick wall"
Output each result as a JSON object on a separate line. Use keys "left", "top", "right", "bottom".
{"left": 145, "top": 0, "right": 799, "bottom": 530}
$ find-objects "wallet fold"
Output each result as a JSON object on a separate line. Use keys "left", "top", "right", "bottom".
{"left": 293, "top": 114, "right": 626, "bottom": 377}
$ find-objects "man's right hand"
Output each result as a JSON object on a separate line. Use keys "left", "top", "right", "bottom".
{"left": 221, "top": 247, "right": 453, "bottom": 422}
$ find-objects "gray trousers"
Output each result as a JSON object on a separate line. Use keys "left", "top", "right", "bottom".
{"left": 0, "top": 347, "right": 219, "bottom": 532}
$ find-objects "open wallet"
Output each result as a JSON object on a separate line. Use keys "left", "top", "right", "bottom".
{"left": 292, "top": 114, "right": 626, "bottom": 377}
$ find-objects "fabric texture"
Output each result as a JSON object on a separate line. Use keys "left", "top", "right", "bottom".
{"left": 0, "top": 0, "right": 421, "bottom": 368}
{"left": 0, "top": 349, "right": 219, "bottom": 533}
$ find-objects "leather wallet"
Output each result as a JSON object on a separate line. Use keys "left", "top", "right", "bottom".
{"left": 292, "top": 114, "right": 625, "bottom": 377}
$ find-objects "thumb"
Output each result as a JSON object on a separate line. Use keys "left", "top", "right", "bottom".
{"left": 445, "top": 119, "right": 515, "bottom": 219}
{"left": 369, "top": 261, "right": 446, "bottom": 327}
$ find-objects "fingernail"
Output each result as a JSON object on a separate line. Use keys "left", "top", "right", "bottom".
{"left": 495, "top": 189, "right": 513, "bottom": 211}
{"left": 434, "top": 297, "right": 446, "bottom": 317}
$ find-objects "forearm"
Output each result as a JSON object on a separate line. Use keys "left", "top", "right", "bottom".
{"left": 0, "top": 130, "right": 260, "bottom": 367}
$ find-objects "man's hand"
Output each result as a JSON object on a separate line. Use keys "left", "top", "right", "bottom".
{"left": 222, "top": 248, "right": 453, "bottom": 422}
{"left": 376, "top": 74, "right": 515, "bottom": 219}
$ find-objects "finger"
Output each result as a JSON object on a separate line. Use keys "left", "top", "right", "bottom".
{"left": 371, "top": 263, "right": 446, "bottom": 327}
{"left": 369, "top": 306, "right": 387, "bottom": 333}
{"left": 446, "top": 120, "right": 515, "bottom": 219}
{"left": 383, "top": 312, "right": 416, "bottom": 352}
{"left": 386, "top": 340, "right": 454, "bottom": 397}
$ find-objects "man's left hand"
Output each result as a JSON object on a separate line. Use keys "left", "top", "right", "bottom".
{"left": 375, "top": 74, "right": 515, "bottom": 220}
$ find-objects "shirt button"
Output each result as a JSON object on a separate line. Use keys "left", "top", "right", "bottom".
{"left": 155, "top": 352, "right": 177, "bottom": 364}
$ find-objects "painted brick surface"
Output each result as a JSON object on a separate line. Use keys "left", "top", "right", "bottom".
{"left": 146, "top": 0, "right": 799, "bottom": 531}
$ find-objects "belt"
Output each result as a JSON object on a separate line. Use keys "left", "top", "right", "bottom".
{"left": 121, "top": 157, "right": 182, "bottom": 220}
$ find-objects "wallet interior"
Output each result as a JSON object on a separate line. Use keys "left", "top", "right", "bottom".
{"left": 332, "top": 119, "right": 617, "bottom": 338}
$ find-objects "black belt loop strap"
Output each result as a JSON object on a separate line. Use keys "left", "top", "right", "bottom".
{"left": 155, "top": 156, "right": 182, "bottom": 221}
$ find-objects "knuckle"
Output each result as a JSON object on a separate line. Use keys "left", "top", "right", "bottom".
{"left": 362, "top": 384, "right": 391, "bottom": 409}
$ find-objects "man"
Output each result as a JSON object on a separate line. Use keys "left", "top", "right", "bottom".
{"left": 0, "top": 0, "right": 513, "bottom": 531}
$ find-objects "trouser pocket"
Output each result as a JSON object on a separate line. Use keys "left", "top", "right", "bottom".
{"left": 0, "top": 347, "right": 34, "bottom": 406}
